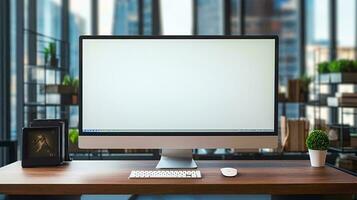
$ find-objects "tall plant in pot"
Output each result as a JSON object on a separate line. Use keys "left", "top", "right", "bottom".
{"left": 44, "top": 42, "right": 58, "bottom": 67}
{"left": 306, "top": 130, "right": 329, "bottom": 167}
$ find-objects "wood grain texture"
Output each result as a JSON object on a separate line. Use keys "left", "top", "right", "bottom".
{"left": 0, "top": 160, "right": 356, "bottom": 195}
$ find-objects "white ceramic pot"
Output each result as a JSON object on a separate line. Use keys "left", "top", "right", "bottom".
{"left": 308, "top": 149, "right": 327, "bottom": 167}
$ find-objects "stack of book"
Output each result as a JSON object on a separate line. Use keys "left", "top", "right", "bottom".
{"left": 280, "top": 116, "right": 309, "bottom": 152}
{"left": 327, "top": 93, "right": 357, "bottom": 107}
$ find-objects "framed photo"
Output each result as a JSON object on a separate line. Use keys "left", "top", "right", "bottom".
{"left": 22, "top": 127, "right": 63, "bottom": 167}
{"left": 30, "top": 119, "right": 71, "bottom": 161}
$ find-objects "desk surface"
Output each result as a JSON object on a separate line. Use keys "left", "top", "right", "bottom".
{"left": 0, "top": 160, "right": 356, "bottom": 195}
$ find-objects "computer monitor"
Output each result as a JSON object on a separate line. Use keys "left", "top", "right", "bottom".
{"left": 79, "top": 36, "right": 278, "bottom": 168}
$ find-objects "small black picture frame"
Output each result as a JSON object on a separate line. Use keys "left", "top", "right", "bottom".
{"left": 22, "top": 127, "right": 63, "bottom": 167}
{"left": 30, "top": 119, "right": 71, "bottom": 161}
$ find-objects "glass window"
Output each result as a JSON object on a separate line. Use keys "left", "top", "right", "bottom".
{"left": 230, "top": 0, "right": 241, "bottom": 35}
{"left": 245, "top": 0, "right": 300, "bottom": 119}
{"left": 98, "top": 0, "right": 116, "bottom": 35}
{"left": 143, "top": 0, "right": 153, "bottom": 35}
{"left": 10, "top": 0, "right": 17, "bottom": 140}
{"left": 112, "top": 0, "right": 139, "bottom": 35}
{"left": 337, "top": 0, "right": 356, "bottom": 59}
{"left": 100, "top": 0, "right": 152, "bottom": 35}
{"left": 305, "top": 0, "right": 330, "bottom": 75}
{"left": 160, "top": 0, "right": 193, "bottom": 35}
{"left": 336, "top": 0, "right": 356, "bottom": 126}
{"left": 37, "top": 0, "right": 62, "bottom": 39}
{"left": 69, "top": 0, "right": 91, "bottom": 77}
{"left": 305, "top": 0, "right": 331, "bottom": 127}
{"left": 69, "top": 0, "right": 91, "bottom": 128}
{"left": 196, "top": 0, "right": 224, "bottom": 35}
{"left": 246, "top": 0, "right": 300, "bottom": 86}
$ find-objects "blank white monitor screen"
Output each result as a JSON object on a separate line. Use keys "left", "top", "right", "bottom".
{"left": 81, "top": 38, "right": 276, "bottom": 134}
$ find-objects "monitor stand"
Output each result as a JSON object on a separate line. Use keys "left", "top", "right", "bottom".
{"left": 156, "top": 149, "right": 197, "bottom": 169}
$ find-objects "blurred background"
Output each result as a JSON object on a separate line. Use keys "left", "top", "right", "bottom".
{"left": 1, "top": 0, "right": 357, "bottom": 175}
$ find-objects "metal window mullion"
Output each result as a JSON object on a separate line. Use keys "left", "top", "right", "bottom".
{"left": 152, "top": 0, "right": 160, "bottom": 35}
{"left": 27, "top": 0, "right": 37, "bottom": 124}
{"left": 329, "top": 0, "right": 338, "bottom": 124}
{"left": 299, "top": 0, "right": 306, "bottom": 77}
{"left": 240, "top": 0, "right": 245, "bottom": 35}
{"left": 1, "top": 0, "right": 11, "bottom": 142}
{"left": 224, "top": 0, "right": 231, "bottom": 35}
{"left": 16, "top": 0, "right": 24, "bottom": 158}
{"left": 193, "top": 0, "right": 198, "bottom": 35}
{"left": 138, "top": 0, "right": 144, "bottom": 35}
{"left": 91, "top": 0, "right": 98, "bottom": 35}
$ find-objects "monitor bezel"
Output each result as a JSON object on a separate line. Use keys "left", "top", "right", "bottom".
{"left": 79, "top": 35, "right": 279, "bottom": 136}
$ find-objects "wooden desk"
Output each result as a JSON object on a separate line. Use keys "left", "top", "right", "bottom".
{"left": 0, "top": 160, "right": 356, "bottom": 195}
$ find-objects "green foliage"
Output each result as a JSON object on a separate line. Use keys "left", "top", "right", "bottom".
{"left": 44, "top": 42, "right": 56, "bottom": 64}
{"left": 328, "top": 60, "right": 341, "bottom": 73}
{"left": 69, "top": 128, "right": 79, "bottom": 144}
{"left": 318, "top": 62, "right": 330, "bottom": 74}
{"left": 44, "top": 48, "right": 50, "bottom": 63}
{"left": 48, "top": 42, "right": 56, "bottom": 56}
{"left": 62, "top": 75, "right": 79, "bottom": 89}
{"left": 318, "top": 60, "right": 357, "bottom": 73}
{"left": 328, "top": 59, "right": 355, "bottom": 73}
{"left": 306, "top": 130, "right": 329, "bottom": 150}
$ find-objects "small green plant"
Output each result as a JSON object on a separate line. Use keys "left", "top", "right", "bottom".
{"left": 44, "top": 42, "right": 56, "bottom": 65}
{"left": 69, "top": 128, "right": 79, "bottom": 144}
{"left": 49, "top": 42, "right": 56, "bottom": 57}
{"left": 328, "top": 59, "right": 355, "bottom": 73}
{"left": 62, "top": 75, "right": 79, "bottom": 89}
{"left": 44, "top": 47, "right": 50, "bottom": 64}
{"left": 328, "top": 60, "right": 340, "bottom": 73}
{"left": 306, "top": 130, "right": 329, "bottom": 150}
{"left": 318, "top": 62, "right": 330, "bottom": 74}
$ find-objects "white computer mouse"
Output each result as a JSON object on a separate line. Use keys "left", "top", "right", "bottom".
{"left": 220, "top": 167, "right": 238, "bottom": 177}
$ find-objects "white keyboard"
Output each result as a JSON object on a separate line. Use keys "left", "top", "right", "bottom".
{"left": 129, "top": 170, "right": 202, "bottom": 179}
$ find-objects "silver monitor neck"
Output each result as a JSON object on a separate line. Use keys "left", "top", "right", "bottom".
{"left": 156, "top": 149, "right": 197, "bottom": 169}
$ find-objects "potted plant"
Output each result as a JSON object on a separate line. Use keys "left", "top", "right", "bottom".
{"left": 306, "top": 130, "right": 329, "bottom": 167}
{"left": 44, "top": 42, "right": 58, "bottom": 67}
{"left": 317, "top": 61, "right": 330, "bottom": 83}
{"left": 329, "top": 59, "right": 357, "bottom": 83}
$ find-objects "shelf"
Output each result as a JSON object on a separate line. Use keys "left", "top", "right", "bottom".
{"left": 24, "top": 82, "right": 46, "bottom": 85}
{"left": 316, "top": 73, "right": 357, "bottom": 85}
{"left": 328, "top": 146, "right": 357, "bottom": 153}
{"left": 25, "top": 64, "right": 68, "bottom": 72}
{"left": 24, "top": 103, "right": 78, "bottom": 107}
{"left": 278, "top": 101, "right": 307, "bottom": 104}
